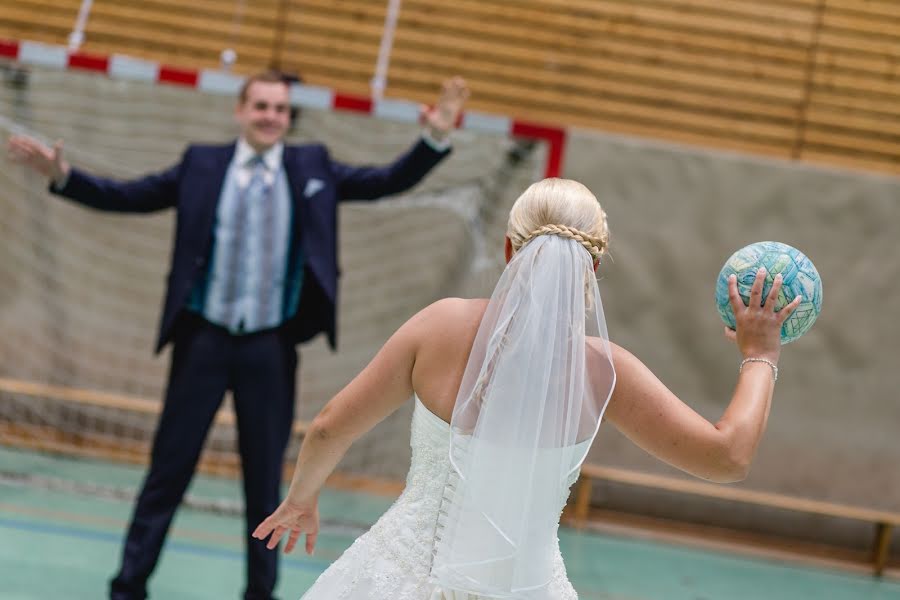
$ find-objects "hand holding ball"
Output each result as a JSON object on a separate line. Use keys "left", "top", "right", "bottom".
{"left": 716, "top": 241, "right": 822, "bottom": 344}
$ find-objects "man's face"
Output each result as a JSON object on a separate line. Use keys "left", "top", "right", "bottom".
{"left": 235, "top": 81, "right": 291, "bottom": 152}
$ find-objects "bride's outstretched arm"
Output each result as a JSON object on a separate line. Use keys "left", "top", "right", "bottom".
{"left": 252, "top": 300, "right": 446, "bottom": 553}
{"left": 601, "top": 268, "right": 801, "bottom": 483}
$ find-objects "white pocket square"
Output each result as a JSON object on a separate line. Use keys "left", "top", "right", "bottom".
{"left": 303, "top": 178, "right": 325, "bottom": 198}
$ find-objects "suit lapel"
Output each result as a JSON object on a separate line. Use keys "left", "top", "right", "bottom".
{"left": 194, "top": 143, "right": 236, "bottom": 245}
{"left": 283, "top": 146, "right": 308, "bottom": 227}
{"left": 281, "top": 146, "right": 309, "bottom": 309}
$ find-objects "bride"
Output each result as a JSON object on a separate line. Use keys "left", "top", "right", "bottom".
{"left": 253, "top": 178, "right": 799, "bottom": 599}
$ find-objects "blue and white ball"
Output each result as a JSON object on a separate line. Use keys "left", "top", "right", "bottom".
{"left": 715, "top": 241, "right": 822, "bottom": 344}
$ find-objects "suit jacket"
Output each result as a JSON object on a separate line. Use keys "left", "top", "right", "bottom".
{"left": 52, "top": 139, "right": 450, "bottom": 352}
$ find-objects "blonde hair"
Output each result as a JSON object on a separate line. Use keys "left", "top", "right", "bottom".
{"left": 507, "top": 178, "right": 608, "bottom": 262}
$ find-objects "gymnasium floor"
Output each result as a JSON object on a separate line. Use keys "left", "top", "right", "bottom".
{"left": 1, "top": 446, "right": 898, "bottom": 600}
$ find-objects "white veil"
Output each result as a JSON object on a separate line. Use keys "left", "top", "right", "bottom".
{"left": 429, "top": 233, "right": 616, "bottom": 597}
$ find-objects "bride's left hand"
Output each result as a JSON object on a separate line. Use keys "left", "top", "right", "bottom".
{"left": 252, "top": 496, "right": 319, "bottom": 555}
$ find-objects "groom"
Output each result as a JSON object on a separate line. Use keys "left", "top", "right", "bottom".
{"left": 7, "top": 72, "right": 469, "bottom": 599}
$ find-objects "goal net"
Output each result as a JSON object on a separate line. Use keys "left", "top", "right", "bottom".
{"left": 0, "top": 59, "right": 548, "bottom": 499}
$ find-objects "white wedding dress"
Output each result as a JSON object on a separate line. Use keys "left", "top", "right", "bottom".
{"left": 301, "top": 395, "right": 584, "bottom": 600}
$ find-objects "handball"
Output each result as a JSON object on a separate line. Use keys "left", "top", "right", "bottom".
{"left": 716, "top": 241, "right": 822, "bottom": 344}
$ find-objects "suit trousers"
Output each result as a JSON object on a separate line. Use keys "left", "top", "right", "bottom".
{"left": 110, "top": 313, "right": 298, "bottom": 600}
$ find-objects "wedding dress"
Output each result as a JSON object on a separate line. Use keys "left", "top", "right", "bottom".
{"left": 300, "top": 395, "right": 586, "bottom": 599}
{"left": 303, "top": 234, "right": 613, "bottom": 599}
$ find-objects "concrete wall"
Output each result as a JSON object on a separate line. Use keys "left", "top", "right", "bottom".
{"left": 564, "top": 129, "right": 899, "bottom": 546}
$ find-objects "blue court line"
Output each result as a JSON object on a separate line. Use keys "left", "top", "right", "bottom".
{"left": 0, "top": 517, "right": 328, "bottom": 573}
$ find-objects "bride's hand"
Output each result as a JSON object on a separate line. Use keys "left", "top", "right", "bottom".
{"left": 252, "top": 496, "right": 319, "bottom": 555}
{"left": 723, "top": 268, "right": 801, "bottom": 364}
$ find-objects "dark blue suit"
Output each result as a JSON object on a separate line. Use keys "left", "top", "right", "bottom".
{"left": 52, "top": 139, "right": 450, "bottom": 599}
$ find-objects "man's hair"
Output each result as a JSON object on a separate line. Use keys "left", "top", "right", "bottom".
{"left": 238, "top": 71, "right": 290, "bottom": 104}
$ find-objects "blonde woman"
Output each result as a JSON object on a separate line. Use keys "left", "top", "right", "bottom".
{"left": 254, "top": 178, "right": 800, "bottom": 599}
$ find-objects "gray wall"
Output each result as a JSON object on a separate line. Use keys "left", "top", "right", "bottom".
{"left": 565, "top": 129, "right": 899, "bottom": 546}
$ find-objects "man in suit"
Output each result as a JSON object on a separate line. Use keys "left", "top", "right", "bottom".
{"left": 7, "top": 71, "right": 469, "bottom": 600}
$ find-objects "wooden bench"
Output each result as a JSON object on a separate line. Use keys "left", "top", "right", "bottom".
{"left": 570, "top": 463, "right": 900, "bottom": 576}
{"left": 0, "top": 376, "right": 309, "bottom": 479}
{"left": 4, "top": 376, "right": 898, "bottom": 576}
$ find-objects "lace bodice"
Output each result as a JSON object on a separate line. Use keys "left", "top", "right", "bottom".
{"left": 300, "top": 396, "right": 581, "bottom": 599}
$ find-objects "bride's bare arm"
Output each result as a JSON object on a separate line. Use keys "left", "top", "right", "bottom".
{"left": 601, "top": 268, "right": 801, "bottom": 483}
{"left": 252, "top": 301, "right": 452, "bottom": 553}
{"left": 282, "top": 307, "right": 435, "bottom": 502}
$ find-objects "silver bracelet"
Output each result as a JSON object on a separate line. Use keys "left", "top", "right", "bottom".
{"left": 740, "top": 357, "right": 778, "bottom": 382}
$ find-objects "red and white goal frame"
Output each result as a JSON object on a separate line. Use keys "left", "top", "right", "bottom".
{"left": 0, "top": 37, "right": 568, "bottom": 483}
{"left": 0, "top": 38, "right": 566, "bottom": 179}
